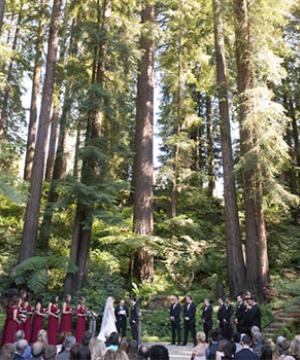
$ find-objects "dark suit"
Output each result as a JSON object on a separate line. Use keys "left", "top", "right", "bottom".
{"left": 183, "top": 302, "right": 197, "bottom": 346}
{"left": 234, "top": 348, "right": 259, "bottom": 360}
{"left": 218, "top": 304, "right": 233, "bottom": 339}
{"left": 115, "top": 305, "right": 129, "bottom": 337}
{"left": 235, "top": 302, "right": 246, "bottom": 333}
{"left": 202, "top": 305, "right": 212, "bottom": 342}
{"left": 130, "top": 302, "right": 140, "bottom": 344}
{"left": 246, "top": 304, "right": 261, "bottom": 330}
{"left": 169, "top": 302, "right": 181, "bottom": 344}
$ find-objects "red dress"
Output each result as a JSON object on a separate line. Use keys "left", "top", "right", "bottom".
{"left": 75, "top": 305, "right": 86, "bottom": 343}
{"left": 23, "top": 303, "right": 32, "bottom": 342}
{"left": 47, "top": 304, "right": 59, "bottom": 345}
{"left": 31, "top": 303, "right": 44, "bottom": 343}
{"left": 1, "top": 304, "right": 18, "bottom": 344}
{"left": 60, "top": 303, "right": 73, "bottom": 334}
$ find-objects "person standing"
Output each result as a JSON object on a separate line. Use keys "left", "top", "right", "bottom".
{"left": 47, "top": 295, "right": 60, "bottom": 345}
{"left": 235, "top": 293, "right": 246, "bottom": 333}
{"left": 246, "top": 296, "right": 261, "bottom": 330}
{"left": 130, "top": 298, "right": 141, "bottom": 344}
{"left": 31, "top": 296, "right": 45, "bottom": 343}
{"left": 217, "top": 298, "right": 226, "bottom": 337}
{"left": 1, "top": 296, "right": 22, "bottom": 345}
{"left": 182, "top": 295, "right": 197, "bottom": 346}
{"left": 75, "top": 296, "right": 87, "bottom": 344}
{"left": 115, "top": 299, "right": 129, "bottom": 338}
{"left": 202, "top": 298, "right": 212, "bottom": 343}
{"left": 60, "top": 294, "right": 73, "bottom": 338}
{"left": 169, "top": 295, "right": 181, "bottom": 345}
{"left": 20, "top": 291, "right": 32, "bottom": 343}
{"left": 223, "top": 297, "right": 234, "bottom": 340}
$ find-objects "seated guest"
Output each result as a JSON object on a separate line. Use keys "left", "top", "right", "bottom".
{"left": 58, "top": 336, "right": 76, "bottom": 360}
{"left": 106, "top": 332, "right": 120, "bottom": 352}
{"left": 289, "top": 335, "right": 300, "bottom": 360}
{"left": 43, "top": 345, "right": 57, "bottom": 360}
{"left": 138, "top": 345, "right": 150, "bottom": 359}
{"left": 233, "top": 333, "right": 242, "bottom": 353}
{"left": 31, "top": 341, "right": 45, "bottom": 360}
{"left": 104, "top": 350, "right": 129, "bottom": 360}
{"left": 127, "top": 340, "right": 138, "bottom": 360}
{"left": 275, "top": 337, "right": 290, "bottom": 360}
{"left": 79, "top": 333, "right": 92, "bottom": 359}
{"left": 252, "top": 332, "right": 264, "bottom": 358}
{"left": 191, "top": 331, "right": 208, "bottom": 360}
{"left": 260, "top": 345, "right": 273, "bottom": 360}
{"left": 14, "top": 330, "right": 32, "bottom": 360}
{"left": 13, "top": 340, "right": 29, "bottom": 360}
{"left": 70, "top": 344, "right": 80, "bottom": 360}
{"left": 149, "top": 345, "right": 169, "bottom": 360}
{"left": 90, "top": 339, "right": 106, "bottom": 360}
{"left": 206, "top": 330, "right": 220, "bottom": 360}
{"left": 1, "top": 344, "right": 15, "bottom": 359}
{"left": 216, "top": 339, "right": 232, "bottom": 360}
{"left": 234, "top": 334, "right": 259, "bottom": 360}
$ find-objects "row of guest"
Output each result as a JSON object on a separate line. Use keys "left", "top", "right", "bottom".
{"left": 1, "top": 291, "right": 88, "bottom": 346}
{"left": 169, "top": 293, "right": 261, "bottom": 346}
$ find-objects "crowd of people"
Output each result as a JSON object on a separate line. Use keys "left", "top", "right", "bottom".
{"left": 1, "top": 290, "right": 300, "bottom": 360}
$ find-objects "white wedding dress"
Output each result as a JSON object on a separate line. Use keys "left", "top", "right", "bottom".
{"left": 97, "top": 297, "right": 117, "bottom": 341}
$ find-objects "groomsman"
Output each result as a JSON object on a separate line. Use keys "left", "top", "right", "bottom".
{"left": 235, "top": 293, "right": 246, "bottom": 333}
{"left": 182, "top": 295, "right": 197, "bottom": 346}
{"left": 202, "top": 298, "right": 212, "bottom": 342}
{"left": 115, "top": 299, "right": 129, "bottom": 337}
{"left": 169, "top": 295, "right": 181, "bottom": 345}
{"left": 246, "top": 296, "right": 261, "bottom": 330}
{"left": 130, "top": 298, "right": 141, "bottom": 344}
{"left": 223, "top": 297, "right": 234, "bottom": 340}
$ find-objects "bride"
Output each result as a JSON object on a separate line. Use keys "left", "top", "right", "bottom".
{"left": 97, "top": 296, "right": 117, "bottom": 341}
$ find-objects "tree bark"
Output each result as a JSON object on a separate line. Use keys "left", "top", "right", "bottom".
{"left": 24, "top": 2, "right": 45, "bottom": 181}
{"left": 213, "top": 0, "right": 246, "bottom": 296}
{"left": 233, "top": 0, "right": 268, "bottom": 295}
{"left": 64, "top": 0, "right": 112, "bottom": 294}
{"left": 0, "top": 0, "right": 5, "bottom": 34}
{"left": 0, "top": 8, "right": 22, "bottom": 140}
{"left": 206, "top": 94, "right": 215, "bottom": 197}
{"left": 45, "top": 110, "right": 59, "bottom": 180}
{"left": 19, "top": 0, "right": 62, "bottom": 262}
{"left": 132, "top": 1, "right": 155, "bottom": 282}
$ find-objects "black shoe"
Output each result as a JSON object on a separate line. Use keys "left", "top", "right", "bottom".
{"left": 181, "top": 343, "right": 187, "bottom": 346}
{"left": 170, "top": 343, "right": 175, "bottom": 345}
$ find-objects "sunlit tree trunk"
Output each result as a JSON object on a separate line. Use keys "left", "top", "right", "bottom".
{"left": 64, "top": 0, "right": 112, "bottom": 294}
{"left": 0, "top": 8, "right": 22, "bottom": 140}
{"left": 0, "top": 0, "right": 6, "bottom": 34}
{"left": 132, "top": 1, "right": 155, "bottom": 281}
{"left": 24, "top": 1, "right": 45, "bottom": 181}
{"left": 19, "top": 0, "right": 62, "bottom": 262}
{"left": 233, "top": 0, "right": 268, "bottom": 296}
{"left": 213, "top": 0, "right": 246, "bottom": 296}
{"left": 206, "top": 95, "right": 215, "bottom": 197}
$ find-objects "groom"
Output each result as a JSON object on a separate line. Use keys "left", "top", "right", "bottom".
{"left": 130, "top": 297, "right": 141, "bottom": 344}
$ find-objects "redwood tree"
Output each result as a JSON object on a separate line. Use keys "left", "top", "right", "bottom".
{"left": 132, "top": 1, "right": 155, "bottom": 282}
{"left": 233, "top": 0, "right": 269, "bottom": 295}
{"left": 0, "top": 0, "right": 5, "bottom": 34}
{"left": 213, "top": 0, "right": 246, "bottom": 296}
{"left": 19, "top": 0, "right": 62, "bottom": 262}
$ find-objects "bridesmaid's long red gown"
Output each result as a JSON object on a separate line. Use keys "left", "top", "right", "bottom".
{"left": 60, "top": 304, "right": 73, "bottom": 335}
{"left": 31, "top": 303, "right": 44, "bottom": 343}
{"left": 23, "top": 304, "right": 32, "bottom": 342}
{"left": 47, "top": 304, "right": 59, "bottom": 345}
{"left": 1, "top": 305, "right": 18, "bottom": 344}
{"left": 75, "top": 305, "right": 86, "bottom": 344}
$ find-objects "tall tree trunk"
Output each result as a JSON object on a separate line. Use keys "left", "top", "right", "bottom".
{"left": 19, "top": 0, "right": 62, "bottom": 262}
{"left": 0, "top": 8, "right": 22, "bottom": 140}
{"left": 24, "top": 1, "right": 45, "bottom": 181}
{"left": 233, "top": 0, "right": 268, "bottom": 295}
{"left": 73, "top": 123, "right": 81, "bottom": 178}
{"left": 206, "top": 94, "right": 215, "bottom": 197}
{"left": 0, "top": 0, "right": 5, "bottom": 34}
{"left": 45, "top": 2, "right": 69, "bottom": 181}
{"left": 289, "top": 97, "right": 300, "bottom": 168}
{"left": 132, "top": 1, "right": 155, "bottom": 282}
{"left": 64, "top": 0, "right": 112, "bottom": 294}
{"left": 213, "top": 0, "right": 246, "bottom": 296}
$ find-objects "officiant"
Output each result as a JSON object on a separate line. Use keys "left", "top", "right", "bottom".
{"left": 115, "top": 299, "right": 129, "bottom": 337}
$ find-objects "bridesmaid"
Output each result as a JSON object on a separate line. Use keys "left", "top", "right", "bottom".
{"left": 75, "top": 296, "right": 87, "bottom": 343}
{"left": 20, "top": 290, "right": 32, "bottom": 342}
{"left": 31, "top": 295, "right": 45, "bottom": 343}
{"left": 1, "top": 296, "right": 22, "bottom": 344}
{"left": 60, "top": 294, "right": 73, "bottom": 338}
{"left": 47, "top": 295, "right": 60, "bottom": 345}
